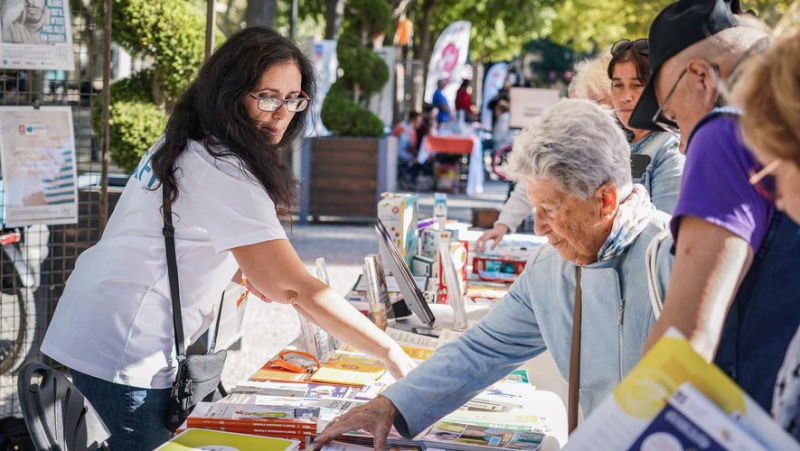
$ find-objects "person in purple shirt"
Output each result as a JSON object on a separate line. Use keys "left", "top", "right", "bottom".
{"left": 629, "top": 0, "right": 800, "bottom": 411}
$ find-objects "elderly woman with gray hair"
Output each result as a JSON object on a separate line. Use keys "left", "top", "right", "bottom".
{"left": 314, "top": 99, "right": 675, "bottom": 448}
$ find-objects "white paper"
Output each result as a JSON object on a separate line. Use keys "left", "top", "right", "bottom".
{"left": 0, "top": 0, "right": 75, "bottom": 70}
{"left": 0, "top": 106, "right": 76, "bottom": 226}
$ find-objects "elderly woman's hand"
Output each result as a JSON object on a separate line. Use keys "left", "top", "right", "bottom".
{"left": 313, "top": 396, "right": 398, "bottom": 451}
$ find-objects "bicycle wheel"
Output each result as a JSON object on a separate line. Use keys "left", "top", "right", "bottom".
{"left": 0, "top": 250, "right": 36, "bottom": 375}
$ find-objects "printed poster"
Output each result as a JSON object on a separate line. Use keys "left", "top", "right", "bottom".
{"left": 0, "top": 106, "right": 77, "bottom": 226}
{"left": 0, "top": 0, "right": 74, "bottom": 70}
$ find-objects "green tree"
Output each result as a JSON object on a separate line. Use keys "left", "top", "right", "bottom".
{"left": 320, "top": 0, "right": 391, "bottom": 136}
{"left": 94, "top": 0, "right": 223, "bottom": 172}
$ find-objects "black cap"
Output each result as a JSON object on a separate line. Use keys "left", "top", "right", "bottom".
{"left": 629, "top": 0, "right": 741, "bottom": 130}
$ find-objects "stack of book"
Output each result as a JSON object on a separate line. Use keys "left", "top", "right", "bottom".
{"left": 184, "top": 402, "right": 318, "bottom": 443}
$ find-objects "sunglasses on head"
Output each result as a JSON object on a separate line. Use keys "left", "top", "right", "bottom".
{"left": 611, "top": 39, "right": 649, "bottom": 57}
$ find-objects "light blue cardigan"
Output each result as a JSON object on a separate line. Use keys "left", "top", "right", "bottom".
{"left": 382, "top": 211, "right": 674, "bottom": 438}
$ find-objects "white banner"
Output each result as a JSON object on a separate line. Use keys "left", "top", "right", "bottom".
{"left": 307, "top": 39, "right": 338, "bottom": 136}
{"left": 424, "top": 21, "right": 471, "bottom": 105}
{"left": 0, "top": 0, "right": 75, "bottom": 70}
{"left": 480, "top": 62, "right": 508, "bottom": 130}
{"left": 0, "top": 106, "right": 77, "bottom": 226}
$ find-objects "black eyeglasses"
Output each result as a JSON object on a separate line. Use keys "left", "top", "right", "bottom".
{"left": 611, "top": 39, "right": 649, "bottom": 56}
{"left": 651, "top": 68, "right": 686, "bottom": 135}
{"left": 248, "top": 91, "right": 311, "bottom": 113}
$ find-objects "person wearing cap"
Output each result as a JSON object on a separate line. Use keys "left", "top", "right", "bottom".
{"left": 733, "top": 32, "right": 800, "bottom": 441}
{"left": 630, "top": 0, "right": 800, "bottom": 412}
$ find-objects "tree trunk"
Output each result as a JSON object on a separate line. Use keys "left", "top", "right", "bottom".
{"left": 324, "top": 0, "right": 345, "bottom": 39}
{"left": 416, "top": 0, "right": 436, "bottom": 80}
{"left": 245, "top": 0, "right": 278, "bottom": 28}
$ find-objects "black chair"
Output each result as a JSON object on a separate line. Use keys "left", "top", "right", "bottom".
{"left": 17, "top": 362, "right": 111, "bottom": 451}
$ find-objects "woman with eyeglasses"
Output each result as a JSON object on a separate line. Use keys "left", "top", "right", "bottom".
{"left": 40, "top": 27, "right": 415, "bottom": 451}
{"left": 608, "top": 38, "right": 685, "bottom": 214}
{"left": 734, "top": 32, "right": 800, "bottom": 442}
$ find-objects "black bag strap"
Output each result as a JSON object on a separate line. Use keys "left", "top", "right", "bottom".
{"left": 163, "top": 192, "right": 186, "bottom": 359}
{"left": 163, "top": 191, "right": 225, "bottom": 361}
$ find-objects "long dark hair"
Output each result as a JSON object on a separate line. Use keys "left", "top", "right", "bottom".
{"left": 151, "top": 26, "right": 316, "bottom": 216}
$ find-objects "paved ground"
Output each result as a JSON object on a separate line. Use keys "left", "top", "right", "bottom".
{"left": 221, "top": 180, "right": 512, "bottom": 388}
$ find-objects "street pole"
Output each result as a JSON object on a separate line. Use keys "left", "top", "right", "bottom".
{"left": 206, "top": 0, "right": 216, "bottom": 59}
{"left": 290, "top": 0, "right": 298, "bottom": 41}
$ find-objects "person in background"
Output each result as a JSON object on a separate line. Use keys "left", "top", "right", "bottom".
{"left": 607, "top": 38, "right": 684, "bottom": 214}
{"left": 432, "top": 79, "right": 451, "bottom": 124}
{"left": 733, "top": 31, "right": 800, "bottom": 441}
{"left": 393, "top": 111, "right": 426, "bottom": 190}
{"left": 39, "top": 27, "right": 415, "bottom": 451}
{"left": 476, "top": 54, "right": 612, "bottom": 251}
{"left": 455, "top": 79, "right": 477, "bottom": 122}
{"left": 491, "top": 99, "right": 515, "bottom": 152}
{"left": 630, "top": 0, "right": 800, "bottom": 412}
{"left": 568, "top": 51, "right": 614, "bottom": 106}
{"left": 315, "top": 100, "right": 675, "bottom": 448}
{"left": 415, "top": 103, "right": 436, "bottom": 153}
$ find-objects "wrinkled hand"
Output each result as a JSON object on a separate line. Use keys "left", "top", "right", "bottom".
{"left": 382, "top": 344, "right": 416, "bottom": 380}
{"left": 475, "top": 224, "right": 509, "bottom": 252}
{"left": 314, "top": 396, "right": 398, "bottom": 451}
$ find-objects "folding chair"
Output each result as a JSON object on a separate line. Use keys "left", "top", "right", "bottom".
{"left": 17, "top": 362, "right": 111, "bottom": 451}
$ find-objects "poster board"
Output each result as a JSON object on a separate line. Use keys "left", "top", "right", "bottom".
{"left": 0, "top": 0, "right": 75, "bottom": 70}
{"left": 0, "top": 106, "right": 77, "bottom": 226}
{"left": 508, "top": 87, "right": 560, "bottom": 129}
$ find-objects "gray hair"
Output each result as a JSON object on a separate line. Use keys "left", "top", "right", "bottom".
{"left": 568, "top": 50, "right": 613, "bottom": 101}
{"left": 507, "top": 99, "right": 631, "bottom": 199}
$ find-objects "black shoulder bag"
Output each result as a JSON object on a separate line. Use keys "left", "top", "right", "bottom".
{"left": 163, "top": 193, "right": 228, "bottom": 431}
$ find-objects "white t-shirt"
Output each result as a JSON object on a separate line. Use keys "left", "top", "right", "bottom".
{"left": 42, "top": 139, "right": 287, "bottom": 389}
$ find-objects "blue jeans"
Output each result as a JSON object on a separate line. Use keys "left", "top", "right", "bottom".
{"left": 70, "top": 369, "right": 173, "bottom": 451}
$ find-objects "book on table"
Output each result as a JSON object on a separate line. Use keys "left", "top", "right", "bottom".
{"left": 155, "top": 428, "right": 300, "bottom": 451}
{"left": 186, "top": 402, "right": 319, "bottom": 437}
{"left": 418, "top": 419, "right": 545, "bottom": 451}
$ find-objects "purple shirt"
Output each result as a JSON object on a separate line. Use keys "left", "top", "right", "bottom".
{"left": 670, "top": 115, "right": 774, "bottom": 251}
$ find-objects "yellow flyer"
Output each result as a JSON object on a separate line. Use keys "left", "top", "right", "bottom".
{"left": 155, "top": 429, "right": 299, "bottom": 451}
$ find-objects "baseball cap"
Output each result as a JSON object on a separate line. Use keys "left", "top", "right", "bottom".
{"left": 628, "top": 0, "right": 744, "bottom": 130}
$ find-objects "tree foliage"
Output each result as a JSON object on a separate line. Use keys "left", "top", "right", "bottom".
{"left": 94, "top": 0, "right": 221, "bottom": 172}
{"left": 320, "top": 0, "right": 391, "bottom": 136}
